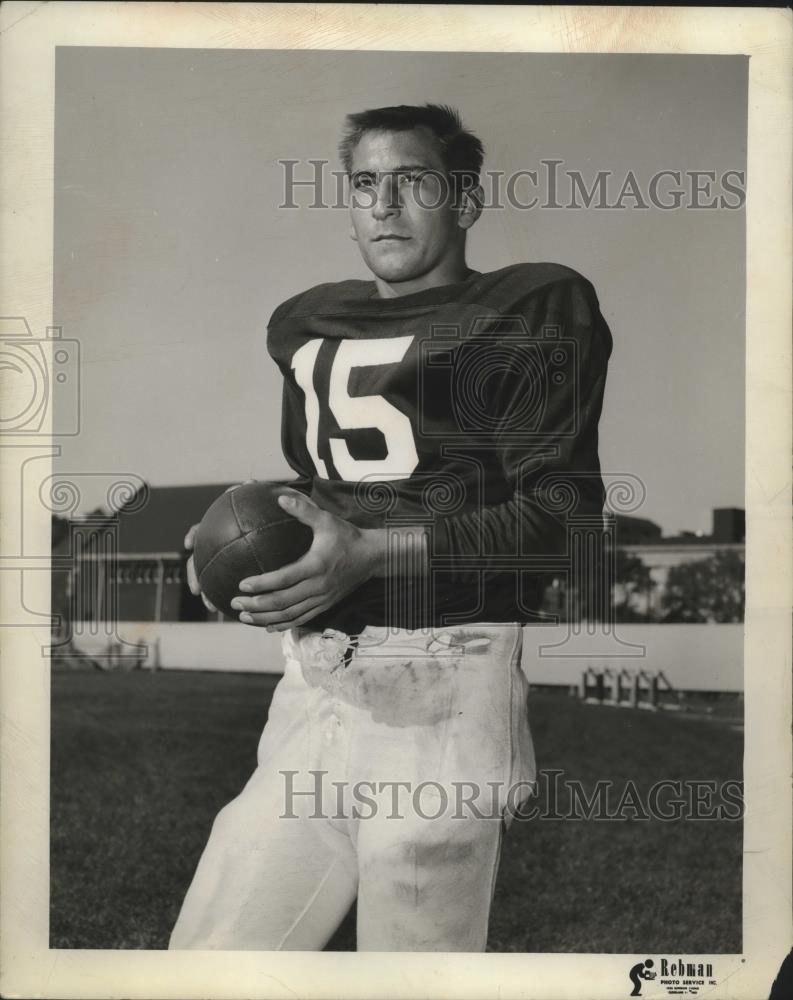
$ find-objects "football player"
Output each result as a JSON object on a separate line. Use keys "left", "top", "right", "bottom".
{"left": 170, "top": 104, "right": 612, "bottom": 952}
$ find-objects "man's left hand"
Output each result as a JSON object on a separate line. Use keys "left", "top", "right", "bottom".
{"left": 230, "top": 492, "right": 383, "bottom": 630}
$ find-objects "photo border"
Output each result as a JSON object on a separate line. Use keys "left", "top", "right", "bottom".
{"left": 1, "top": 3, "right": 791, "bottom": 998}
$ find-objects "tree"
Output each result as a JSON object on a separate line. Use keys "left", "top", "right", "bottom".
{"left": 51, "top": 513, "right": 70, "bottom": 549}
{"left": 51, "top": 515, "right": 72, "bottom": 635}
{"left": 661, "top": 550, "right": 745, "bottom": 623}
{"left": 551, "top": 541, "right": 654, "bottom": 624}
{"left": 612, "top": 548, "right": 655, "bottom": 622}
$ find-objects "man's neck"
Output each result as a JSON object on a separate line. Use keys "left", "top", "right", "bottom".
{"left": 374, "top": 260, "right": 471, "bottom": 299}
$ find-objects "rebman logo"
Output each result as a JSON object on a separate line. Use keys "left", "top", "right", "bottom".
{"left": 628, "top": 958, "right": 717, "bottom": 996}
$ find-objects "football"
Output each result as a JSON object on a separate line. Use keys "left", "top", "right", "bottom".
{"left": 192, "top": 481, "right": 314, "bottom": 618}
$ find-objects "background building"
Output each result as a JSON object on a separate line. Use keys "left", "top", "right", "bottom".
{"left": 52, "top": 484, "right": 235, "bottom": 630}
{"left": 53, "top": 484, "right": 745, "bottom": 632}
{"left": 616, "top": 507, "right": 745, "bottom": 620}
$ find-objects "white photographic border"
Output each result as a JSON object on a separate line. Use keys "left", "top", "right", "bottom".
{"left": 1, "top": 4, "right": 791, "bottom": 998}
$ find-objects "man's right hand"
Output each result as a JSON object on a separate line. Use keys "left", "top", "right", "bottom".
{"left": 185, "top": 482, "right": 252, "bottom": 614}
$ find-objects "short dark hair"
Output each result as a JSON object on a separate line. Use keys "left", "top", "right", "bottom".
{"left": 338, "top": 103, "right": 485, "bottom": 191}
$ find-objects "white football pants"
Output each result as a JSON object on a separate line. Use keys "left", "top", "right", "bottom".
{"left": 169, "top": 622, "right": 536, "bottom": 952}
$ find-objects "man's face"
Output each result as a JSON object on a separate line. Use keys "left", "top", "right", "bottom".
{"left": 348, "top": 128, "right": 467, "bottom": 293}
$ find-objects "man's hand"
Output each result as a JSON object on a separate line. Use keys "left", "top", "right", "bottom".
{"left": 231, "top": 492, "right": 391, "bottom": 631}
{"left": 184, "top": 482, "right": 251, "bottom": 614}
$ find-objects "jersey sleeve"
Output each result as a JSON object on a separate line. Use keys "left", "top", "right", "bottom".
{"left": 431, "top": 276, "right": 612, "bottom": 571}
{"left": 279, "top": 370, "right": 315, "bottom": 497}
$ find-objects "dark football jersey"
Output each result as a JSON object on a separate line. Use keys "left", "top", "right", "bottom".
{"left": 266, "top": 262, "right": 613, "bottom": 633}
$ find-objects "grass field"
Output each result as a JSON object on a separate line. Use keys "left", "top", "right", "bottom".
{"left": 51, "top": 669, "right": 742, "bottom": 952}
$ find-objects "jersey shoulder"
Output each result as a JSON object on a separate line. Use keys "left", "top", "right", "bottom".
{"left": 268, "top": 279, "right": 374, "bottom": 327}
{"left": 472, "top": 261, "right": 598, "bottom": 312}
{"left": 472, "top": 262, "right": 612, "bottom": 358}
